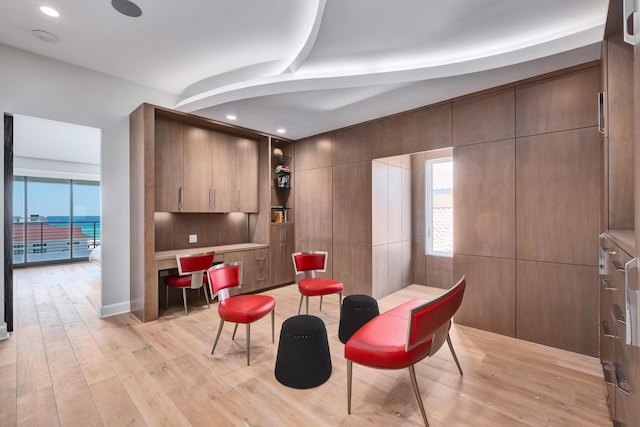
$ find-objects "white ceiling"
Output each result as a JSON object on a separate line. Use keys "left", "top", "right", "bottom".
{"left": 0, "top": 0, "right": 609, "bottom": 140}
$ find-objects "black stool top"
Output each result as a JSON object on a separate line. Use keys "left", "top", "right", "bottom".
{"left": 280, "top": 314, "right": 326, "bottom": 337}
{"left": 339, "top": 294, "right": 379, "bottom": 344}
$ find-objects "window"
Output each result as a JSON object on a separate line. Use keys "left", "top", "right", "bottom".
{"left": 12, "top": 176, "right": 101, "bottom": 266}
{"left": 426, "top": 157, "right": 453, "bottom": 256}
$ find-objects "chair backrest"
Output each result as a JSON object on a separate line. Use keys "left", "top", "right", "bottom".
{"left": 406, "top": 276, "right": 466, "bottom": 353}
{"left": 292, "top": 251, "right": 328, "bottom": 278}
{"left": 207, "top": 262, "right": 243, "bottom": 301}
{"left": 176, "top": 252, "right": 214, "bottom": 289}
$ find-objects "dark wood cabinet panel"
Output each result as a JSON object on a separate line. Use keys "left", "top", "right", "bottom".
{"left": 295, "top": 134, "right": 333, "bottom": 171}
{"left": 372, "top": 116, "right": 402, "bottom": 159}
{"left": 605, "top": 34, "right": 634, "bottom": 229}
{"left": 453, "top": 88, "right": 515, "bottom": 146}
{"left": 154, "top": 118, "right": 183, "bottom": 212}
{"left": 270, "top": 224, "right": 295, "bottom": 286}
{"left": 333, "top": 162, "right": 372, "bottom": 245}
{"left": 295, "top": 167, "right": 333, "bottom": 242}
{"left": 210, "top": 131, "right": 237, "bottom": 212}
{"left": 453, "top": 254, "right": 516, "bottom": 337}
{"left": 454, "top": 139, "right": 516, "bottom": 258}
{"left": 334, "top": 243, "right": 372, "bottom": 296}
{"left": 182, "top": 126, "right": 212, "bottom": 212}
{"left": 515, "top": 66, "right": 600, "bottom": 137}
{"left": 237, "top": 137, "right": 259, "bottom": 212}
{"left": 516, "top": 260, "right": 598, "bottom": 356}
{"left": 425, "top": 254, "right": 453, "bottom": 289}
{"left": 332, "top": 125, "right": 372, "bottom": 166}
{"left": 402, "top": 104, "right": 452, "bottom": 154}
{"left": 516, "top": 128, "right": 601, "bottom": 266}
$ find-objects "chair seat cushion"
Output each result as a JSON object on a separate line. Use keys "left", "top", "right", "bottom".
{"left": 345, "top": 298, "right": 432, "bottom": 369}
{"left": 164, "top": 273, "right": 206, "bottom": 288}
{"left": 298, "top": 277, "right": 344, "bottom": 296}
{"left": 218, "top": 295, "right": 275, "bottom": 324}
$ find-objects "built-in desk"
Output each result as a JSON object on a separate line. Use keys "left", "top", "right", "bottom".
{"left": 155, "top": 243, "right": 268, "bottom": 270}
{"left": 154, "top": 243, "right": 271, "bottom": 317}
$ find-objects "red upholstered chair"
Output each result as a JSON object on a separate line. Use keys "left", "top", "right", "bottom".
{"left": 207, "top": 262, "right": 276, "bottom": 366}
{"left": 344, "top": 276, "right": 466, "bottom": 427}
{"left": 164, "top": 252, "right": 214, "bottom": 315}
{"left": 291, "top": 251, "right": 344, "bottom": 315}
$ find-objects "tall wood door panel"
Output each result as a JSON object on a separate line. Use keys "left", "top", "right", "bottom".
{"left": 155, "top": 118, "right": 183, "bottom": 212}
{"left": 295, "top": 167, "right": 333, "bottom": 242}
{"left": 454, "top": 139, "right": 516, "bottom": 259}
{"left": 516, "top": 260, "right": 598, "bottom": 356}
{"left": 516, "top": 127, "right": 601, "bottom": 266}
{"left": 211, "top": 132, "right": 237, "bottom": 212}
{"left": 270, "top": 224, "right": 295, "bottom": 286}
{"left": 237, "top": 137, "right": 259, "bottom": 213}
{"left": 182, "top": 126, "right": 212, "bottom": 212}
{"left": 453, "top": 254, "right": 516, "bottom": 337}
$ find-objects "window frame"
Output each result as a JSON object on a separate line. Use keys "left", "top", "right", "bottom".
{"left": 425, "top": 156, "right": 453, "bottom": 257}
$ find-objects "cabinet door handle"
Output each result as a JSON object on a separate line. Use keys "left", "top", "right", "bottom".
{"left": 212, "top": 188, "right": 216, "bottom": 210}
{"left": 597, "top": 92, "right": 605, "bottom": 134}
{"left": 237, "top": 190, "right": 240, "bottom": 210}
{"left": 602, "top": 279, "right": 616, "bottom": 291}
{"left": 178, "top": 187, "right": 183, "bottom": 211}
{"left": 624, "top": 257, "right": 639, "bottom": 346}
{"left": 255, "top": 277, "right": 265, "bottom": 282}
{"left": 255, "top": 257, "right": 266, "bottom": 261}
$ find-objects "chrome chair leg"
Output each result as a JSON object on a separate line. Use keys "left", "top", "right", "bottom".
{"left": 166, "top": 286, "right": 169, "bottom": 309}
{"left": 297, "top": 294, "right": 304, "bottom": 315}
{"left": 319, "top": 295, "right": 323, "bottom": 311}
{"left": 182, "top": 288, "right": 188, "bottom": 315}
{"left": 446, "top": 334, "right": 463, "bottom": 375}
{"left": 232, "top": 323, "right": 239, "bottom": 340}
{"left": 271, "top": 310, "right": 275, "bottom": 343}
{"left": 347, "top": 360, "right": 353, "bottom": 414}
{"left": 305, "top": 296, "right": 309, "bottom": 314}
{"left": 203, "top": 286, "right": 210, "bottom": 309}
{"left": 246, "top": 323, "right": 251, "bottom": 366}
{"left": 408, "top": 365, "right": 429, "bottom": 427}
{"left": 211, "top": 320, "right": 225, "bottom": 354}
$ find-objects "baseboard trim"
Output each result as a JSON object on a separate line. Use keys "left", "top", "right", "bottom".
{"left": 99, "top": 301, "right": 131, "bottom": 318}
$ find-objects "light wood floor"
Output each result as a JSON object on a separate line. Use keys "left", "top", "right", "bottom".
{"left": 0, "top": 263, "right": 610, "bottom": 426}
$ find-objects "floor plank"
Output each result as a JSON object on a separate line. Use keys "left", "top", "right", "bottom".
{"left": 0, "top": 262, "right": 610, "bottom": 426}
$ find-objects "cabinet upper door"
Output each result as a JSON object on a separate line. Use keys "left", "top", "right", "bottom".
{"left": 237, "top": 137, "right": 259, "bottom": 213}
{"left": 211, "top": 132, "right": 237, "bottom": 212}
{"left": 155, "top": 118, "right": 184, "bottom": 212}
{"left": 182, "top": 126, "right": 213, "bottom": 212}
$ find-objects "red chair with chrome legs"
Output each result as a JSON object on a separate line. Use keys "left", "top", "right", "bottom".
{"left": 291, "top": 251, "right": 343, "bottom": 315}
{"left": 345, "top": 276, "right": 466, "bottom": 427}
{"left": 164, "top": 252, "right": 214, "bottom": 315}
{"left": 207, "top": 262, "right": 276, "bottom": 366}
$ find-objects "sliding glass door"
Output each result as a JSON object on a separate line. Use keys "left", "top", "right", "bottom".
{"left": 12, "top": 176, "right": 101, "bottom": 265}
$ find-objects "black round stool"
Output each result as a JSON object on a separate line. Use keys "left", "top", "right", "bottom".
{"left": 339, "top": 294, "right": 379, "bottom": 344}
{"left": 274, "top": 315, "right": 332, "bottom": 389}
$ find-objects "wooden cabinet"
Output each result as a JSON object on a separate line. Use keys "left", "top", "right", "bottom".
{"left": 237, "top": 137, "right": 259, "bottom": 212}
{"left": 155, "top": 118, "right": 184, "bottom": 212}
{"left": 183, "top": 126, "right": 212, "bottom": 212}
{"left": 223, "top": 248, "right": 270, "bottom": 294}
{"left": 270, "top": 224, "right": 295, "bottom": 286}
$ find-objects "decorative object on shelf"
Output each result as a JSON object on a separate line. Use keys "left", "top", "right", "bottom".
{"left": 277, "top": 171, "right": 291, "bottom": 189}
{"left": 272, "top": 147, "right": 284, "bottom": 157}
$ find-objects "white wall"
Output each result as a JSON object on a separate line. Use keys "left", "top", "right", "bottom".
{"left": 0, "top": 43, "right": 178, "bottom": 328}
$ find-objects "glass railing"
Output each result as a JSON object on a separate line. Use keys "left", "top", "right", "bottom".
{"left": 12, "top": 219, "right": 101, "bottom": 265}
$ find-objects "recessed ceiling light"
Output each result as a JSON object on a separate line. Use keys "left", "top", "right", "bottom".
{"left": 111, "top": 0, "right": 142, "bottom": 18}
{"left": 40, "top": 6, "right": 60, "bottom": 17}
{"left": 32, "top": 29, "right": 59, "bottom": 43}
{"left": 226, "top": 114, "right": 237, "bottom": 120}
{"left": 276, "top": 128, "right": 286, "bottom": 134}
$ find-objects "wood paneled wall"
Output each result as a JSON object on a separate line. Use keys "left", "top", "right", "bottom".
{"left": 294, "top": 64, "right": 601, "bottom": 356}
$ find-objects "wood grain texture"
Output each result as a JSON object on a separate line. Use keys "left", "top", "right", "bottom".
{"left": 294, "top": 134, "right": 333, "bottom": 171}
{"left": 452, "top": 88, "right": 515, "bottom": 147}
{"left": 605, "top": 34, "right": 634, "bottom": 229}
{"left": 453, "top": 254, "right": 516, "bottom": 337}
{"left": 332, "top": 162, "right": 372, "bottom": 245}
{"left": 331, "top": 124, "right": 372, "bottom": 166}
{"left": 515, "top": 66, "right": 600, "bottom": 137}
{"left": 182, "top": 125, "right": 212, "bottom": 212}
{"left": 295, "top": 167, "right": 333, "bottom": 242}
{"left": 424, "top": 254, "right": 453, "bottom": 290}
{"left": 154, "top": 117, "right": 183, "bottom": 213}
{"left": 516, "top": 260, "right": 599, "bottom": 356}
{"left": 333, "top": 243, "right": 373, "bottom": 297}
{"left": 2, "top": 263, "right": 610, "bottom": 427}
{"left": 402, "top": 104, "right": 453, "bottom": 154}
{"left": 454, "top": 139, "right": 516, "bottom": 258}
{"left": 516, "top": 128, "right": 601, "bottom": 266}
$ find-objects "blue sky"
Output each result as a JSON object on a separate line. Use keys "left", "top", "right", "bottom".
{"left": 13, "top": 177, "right": 100, "bottom": 218}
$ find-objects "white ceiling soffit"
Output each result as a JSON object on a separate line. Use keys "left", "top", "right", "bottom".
{"left": 13, "top": 115, "right": 101, "bottom": 165}
{"left": 0, "top": 0, "right": 608, "bottom": 139}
